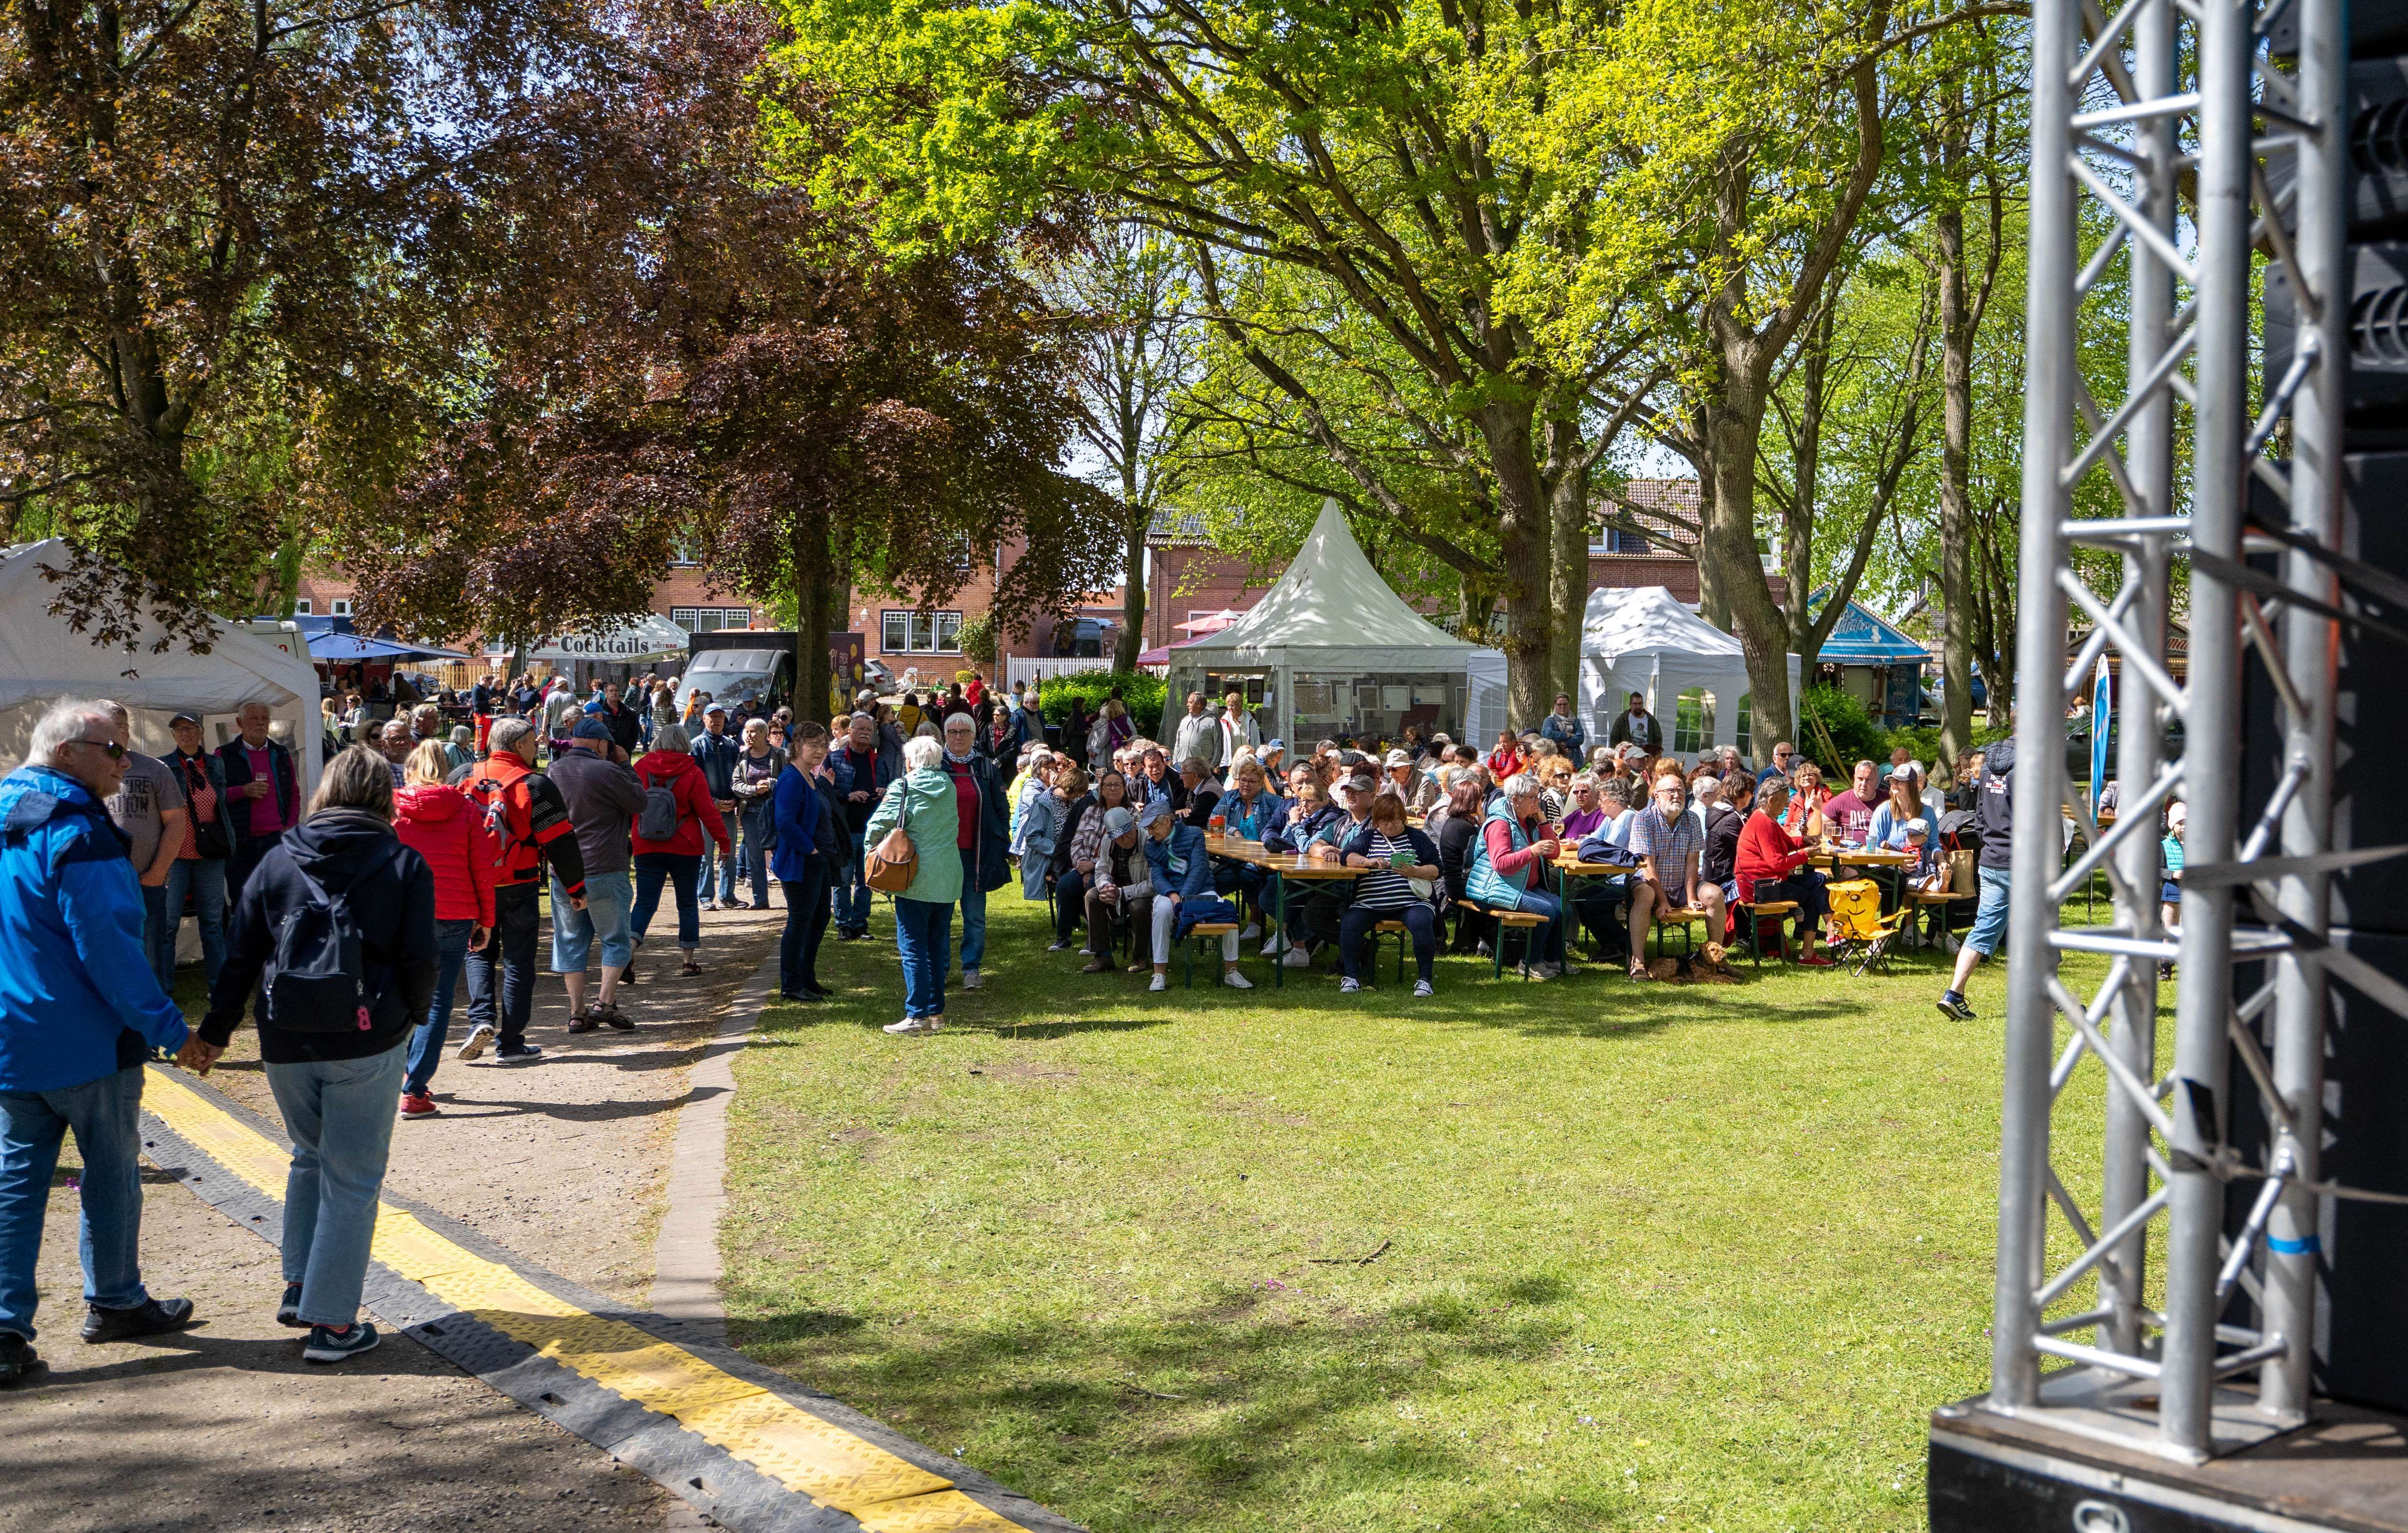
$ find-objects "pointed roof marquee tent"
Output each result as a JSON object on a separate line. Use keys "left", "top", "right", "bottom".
{"left": 1169, "top": 499, "right": 1478, "bottom": 673}
{"left": 1576, "top": 585, "right": 1801, "bottom": 763}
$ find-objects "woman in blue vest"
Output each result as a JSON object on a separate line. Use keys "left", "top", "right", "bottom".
{"left": 1462, "top": 773, "right": 1570, "bottom": 977}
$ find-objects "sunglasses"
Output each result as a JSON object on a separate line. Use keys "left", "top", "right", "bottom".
{"left": 70, "top": 737, "right": 128, "bottom": 761}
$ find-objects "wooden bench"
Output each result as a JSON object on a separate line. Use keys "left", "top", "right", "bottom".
{"left": 1465, "top": 906, "right": 1549, "bottom": 980}
{"left": 1182, "top": 921, "right": 1242, "bottom": 988}
{"left": 1645, "top": 906, "right": 1706, "bottom": 961}
{"left": 1734, "top": 900, "right": 1801, "bottom": 967}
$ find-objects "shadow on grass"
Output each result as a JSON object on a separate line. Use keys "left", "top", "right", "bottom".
{"left": 725, "top": 1267, "right": 1631, "bottom": 1528}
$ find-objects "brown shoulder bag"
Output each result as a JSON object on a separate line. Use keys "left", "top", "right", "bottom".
{"left": 865, "top": 824, "right": 918, "bottom": 892}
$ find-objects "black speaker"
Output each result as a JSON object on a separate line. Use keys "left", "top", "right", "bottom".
{"left": 2267, "top": 0, "right": 2408, "bottom": 59}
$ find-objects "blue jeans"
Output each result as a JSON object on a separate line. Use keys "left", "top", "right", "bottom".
{"left": 0, "top": 1066, "right": 151, "bottom": 1339}
{"left": 551, "top": 869, "right": 634, "bottom": 974}
{"left": 837, "top": 830, "right": 872, "bottom": 930}
{"left": 406, "top": 919, "right": 475, "bottom": 1095}
{"left": 1507, "top": 888, "right": 1571, "bottom": 966}
{"left": 734, "top": 802, "right": 776, "bottom": 907}
{"left": 159, "top": 857, "right": 229, "bottom": 990}
{"left": 464, "top": 883, "right": 541, "bottom": 1050}
{"left": 633, "top": 853, "right": 702, "bottom": 949}
{"left": 264, "top": 1045, "right": 406, "bottom": 1327}
{"left": 703, "top": 832, "right": 737, "bottom": 906}
{"left": 894, "top": 897, "right": 951, "bottom": 1018}
{"left": 1341, "top": 902, "right": 1437, "bottom": 982}
{"left": 950, "top": 881, "right": 987, "bottom": 979}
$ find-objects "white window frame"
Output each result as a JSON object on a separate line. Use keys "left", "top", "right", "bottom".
{"left": 329, "top": 598, "right": 353, "bottom": 617}
{"left": 881, "top": 608, "right": 964, "bottom": 654}
{"left": 292, "top": 599, "right": 313, "bottom": 615}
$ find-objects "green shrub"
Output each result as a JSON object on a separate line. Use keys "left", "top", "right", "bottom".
{"left": 1796, "top": 685, "right": 1890, "bottom": 778}
{"left": 1035, "top": 670, "right": 1167, "bottom": 739}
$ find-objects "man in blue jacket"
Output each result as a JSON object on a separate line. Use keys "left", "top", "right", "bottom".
{"left": 1139, "top": 797, "right": 1250, "bottom": 992}
{"left": 828, "top": 713, "right": 901, "bottom": 941}
{"left": 690, "top": 702, "right": 742, "bottom": 909}
{"left": 0, "top": 699, "right": 200, "bottom": 1382}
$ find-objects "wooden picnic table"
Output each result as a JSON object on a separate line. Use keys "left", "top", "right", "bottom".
{"left": 1206, "top": 837, "right": 1360, "bottom": 987}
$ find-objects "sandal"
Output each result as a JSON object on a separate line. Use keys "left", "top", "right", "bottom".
{"left": 1627, "top": 961, "right": 1653, "bottom": 982}
{"left": 680, "top": 959, "right": 704, "bottom": 977}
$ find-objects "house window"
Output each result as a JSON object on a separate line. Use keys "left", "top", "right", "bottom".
{"left": 1589, "top": 525, "right": 1652, "bottom": 555}
{"left": 292, "top": 599, "right": 313, "bottom": 616}
{"left": 329, "top": 598, "right": 353, "bottom": 617}
{"left": 1673, "top": 688, "right": 1714, "bottom": 755}
{"left": 671, "top": 538, "right": 703, "bottom": 568}
{"left": 671, "top": 607, "right": 752, "bottom": 633}
{"left": 881, "top": 609, "right": 964, "bottom": 654}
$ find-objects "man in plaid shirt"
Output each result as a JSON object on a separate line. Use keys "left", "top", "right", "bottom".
{"left": 1626, "top": 767, "right": 1725, "bottom": 980}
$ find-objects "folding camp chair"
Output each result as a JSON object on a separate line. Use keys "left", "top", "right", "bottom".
{"left": 1824, "top": 878, "right": 1909, "bottom": 975}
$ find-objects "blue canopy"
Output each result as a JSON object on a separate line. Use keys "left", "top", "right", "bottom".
{"left": 306, "top": 630, "right": 467, "bottom": 662}
{"left": 1806, "top": 588, "right": 1930, "bottom": 665}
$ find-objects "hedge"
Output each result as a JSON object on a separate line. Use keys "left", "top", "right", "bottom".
{"left": 1033, "top": 670, "right": 1168, "bottom": 740}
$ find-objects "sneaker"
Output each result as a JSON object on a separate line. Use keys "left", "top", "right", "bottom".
{"left": 398, "top": 1092, "right": 438, "bottom": 1119}
{"left": 495, "top": 1042, "right": 545, "bottom": 1065}
{"left": 698, "top": 899, "right": 718, "bottom": 912}
{"left": 1337, "top": 977, "right": 1361, "bottom": 994}
{"left": 1239, "top": 922, "right": 1261, "bottom": 940}
{"left": 884, "top": 1017, "right": 933, "bottom": 1034}
{"left": 0, "top": 1331, "right": 45, "bottom": 1384}
{"left": 1936, "top": 992, "right": 1977, "bottom": 1022}
{"left": 1048, "top": 940, "right": 1074, "bottom": 952}
{"left": 1282, "top": 946, "right": 1313, "bottom": 969}
{"left": 1413, "top": 979, "right": 1434, "bottom": 998}
{"left": 80, "top": 1296, "right": 195, "bottom": 1343}
{"left": 1081, "top": 958, "right": 1113, "bottom": 974}
{"left": 1532, "top": 961, "right": 1562, "bottom": 980}
{"left": 1474, "top": 941, "right": 1493, "bottom": 960}
{"left": 1259, "top": 936, "right": 1283, "bottom": 958}
{"left": 1222, "top": 970, "right": 1254, "bottom": 990}
{"left": 1796, "top": 953, "right": 1835, "bottom": 968}
{"left": 456, "top": 1023, "right": 494, "bottom": 1063}
{"left": 749, "top": 901, "right": 771, "bottom": 911}
{"left": 962, "top": 970, "right": 983, "bottom": 991}
{"left": 1148, "top": 973, "right": 1168, "bottom": 992}
{"left": 303, "top": 1322, "right": 381, "bottom": 1364}
{"left": 277, "top": 1283, "right": 305, "bottom": 1327}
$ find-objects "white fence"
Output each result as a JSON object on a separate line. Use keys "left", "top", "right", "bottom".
{"left": 1007, "top": 656, "right": 1115, "bottom": 688}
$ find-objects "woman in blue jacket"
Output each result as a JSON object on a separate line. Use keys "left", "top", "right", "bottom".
{"left": 772, "top": 722, "right": 847, "bottom": 1003}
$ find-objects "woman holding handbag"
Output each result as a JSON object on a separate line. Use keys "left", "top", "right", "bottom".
{"left": 863, "top": 734, "right": 962, "bottom": 1034}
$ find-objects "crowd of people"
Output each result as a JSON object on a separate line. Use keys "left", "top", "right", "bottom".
{"left": 0, "top": 662, "right": 2069, "bottom": 1384}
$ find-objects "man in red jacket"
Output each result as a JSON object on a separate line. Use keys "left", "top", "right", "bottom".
{"left": 1735, "top": 778, "right": 1833, "bottom": 966}
{"left": 457, "top": 718, "right": 586, "bottom": 1065}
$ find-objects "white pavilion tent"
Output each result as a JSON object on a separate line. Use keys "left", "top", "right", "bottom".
{"left": 1165, "top": 500, "right": 1479, "bottom": 746}
{"left": 0, "top": 539, "right": 326, "bottom": 788}
{"left": 1577, "top": 586, "right": 1801, "bottom": 766}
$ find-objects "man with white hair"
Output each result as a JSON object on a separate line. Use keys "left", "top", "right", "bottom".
{"left": 377, "top": 719, "right": 415, "bottom": 788}
{"left": 215, "top": 700, "right": 299, "bottom": 898}
{"left": 0, "top": 699, "right": 200, "bottom": 1381}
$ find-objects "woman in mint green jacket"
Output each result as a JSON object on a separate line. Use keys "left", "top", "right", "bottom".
{"left": 865, "top": 735, "right": 962, "bottom": 1033}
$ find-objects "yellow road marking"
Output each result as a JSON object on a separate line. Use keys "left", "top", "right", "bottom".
{"left": 142, "top": 1068, "right": 1025, "bottom": 1533}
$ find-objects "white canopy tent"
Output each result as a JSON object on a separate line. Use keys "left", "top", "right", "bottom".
{"left": 1166, "top": 500, "right": 1480, "bottom": 746}
{"left": 1577, "top": 586, "right": 1801, "bottom": 766}
{"left": 0, "top": 540, "right": 326, "bottom": 789}
{"left": 1462, "top": 648, "right": 1508, "bottom": 748}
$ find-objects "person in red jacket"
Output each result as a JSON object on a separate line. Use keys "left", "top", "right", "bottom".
{"left": 458, "top": 717, "right": 585, "bottom": 1066}
{"left": 393, "top": 743, "right": 500, "bottom": 1116}
{"left": 630, "top": 723, "right": 732, "bottom": 977}
{"left": 1735, "top": 778, "right": 1833, "bottom": 966}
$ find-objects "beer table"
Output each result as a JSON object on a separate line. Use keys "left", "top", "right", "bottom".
{"left": 1205, "top": 836, "right": 1361, "bottom": 988}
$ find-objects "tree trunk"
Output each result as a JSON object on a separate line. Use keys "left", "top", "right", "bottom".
{"left": 1456, "top": 573, "right": 1495, "bottom": 639}
{"left": 1702, "top": 363, "right": 1796, "bottom": 750}
{"left": 1114, "top": 513, "right": 1147, "bottom": 672}
{"left": 793, "top": 518, "right": 836, "bottom": 722}
{"left": 1689, "top": 407, "right": 1729, "bottom": 631}
{"left": 1546, "top": 416, "right": 1589, "bottom": 708}
{"left": 1781, "top": 296, "right": 1832, "bottom": 673}
{"left": 1481, "top": 401, "right": 1553, "bottom": 731}
{"left": 1935, "top": 157, "right": 1979, "bottom": 778}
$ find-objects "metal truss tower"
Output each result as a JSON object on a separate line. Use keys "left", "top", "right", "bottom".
{"left": 1989, "top": 0, "right": 2348, "bottom": 1464}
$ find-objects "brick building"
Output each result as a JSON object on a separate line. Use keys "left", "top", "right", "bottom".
{"left": 1144, "top": 480, "right": 1740, "bottom": 648}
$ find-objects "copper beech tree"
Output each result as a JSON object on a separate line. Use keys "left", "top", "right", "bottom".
{"left": 321, "top": 2, "right": 1119, "bottom": 719}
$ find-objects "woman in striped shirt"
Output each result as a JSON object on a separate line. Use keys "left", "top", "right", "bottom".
{"left": 1337, "top": 791, "right": 1444, "bottom": 996}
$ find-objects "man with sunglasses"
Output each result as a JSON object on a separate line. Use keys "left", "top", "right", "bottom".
{"left": 0, "top": 699, "right": 201, "bottom": 1383}
{"left": 1754, "top": 741, "right": 1801, "bottom": 791}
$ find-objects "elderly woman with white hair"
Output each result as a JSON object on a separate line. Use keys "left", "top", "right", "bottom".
{"left": 865, "top": 734, "right": 963, "bottom": 1033}
{"left": 1462, "top": 771, "right": 1570, "bottom": 978}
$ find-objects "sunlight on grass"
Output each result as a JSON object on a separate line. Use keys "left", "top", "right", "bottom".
{"left": 722, "top": 892, "right": 2147, "bottom": 1532}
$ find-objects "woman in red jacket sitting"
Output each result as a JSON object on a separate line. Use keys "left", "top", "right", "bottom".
{"left": 1736, "top": 778, "right": 1833, "bottom": 966}
{"left": 393, "top": 742, "right": 499, "bottom": 1116}
{"left": 1485, "top": 729, "right": 1526, "bottom": 782}
{"left": 631, "top": 724, "right": 733, "bottom": 977}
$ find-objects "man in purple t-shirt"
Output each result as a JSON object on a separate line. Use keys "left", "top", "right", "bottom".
{"left": 1819, "top": 759, "right": 1881, "bottom": 847}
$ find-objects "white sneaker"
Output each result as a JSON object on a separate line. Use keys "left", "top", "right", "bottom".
{"left": 1239, "top": 922, "right": 1261, "bottom": 940}
{"left": 1260, "top": 935, "right": 1283, "bottom": 957}
{"left": 1149, "top": 973, "right": 1168, "bottom": 992}
{"left": 1337, "top": 977, "right": 1361, "bottom": 994}
{"left": 1282, "top": 946, "right": 1313, "bottom": 969}
{"left": 1222, "top": 970, "right": 1253, "bottom": 990}
{"left": 961, "top": 969, "right": 983, "bottom": 990}
{"left": 884, "top": 1017, "right": 932, "bottom": 1034}
{"left": 1413, "top": 979, "right": 1434, "bottom": 997}
{"left": 456, "top": 1024, "right": 493, "bottom": 1062}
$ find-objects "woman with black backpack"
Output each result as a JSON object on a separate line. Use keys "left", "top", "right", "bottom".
{"left": 186, "top": 746, "right": 438, "bottom": 1364}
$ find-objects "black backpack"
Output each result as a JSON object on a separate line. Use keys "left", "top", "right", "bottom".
{"left": 264, "top": 860, "right": 376, "bottom": 1033}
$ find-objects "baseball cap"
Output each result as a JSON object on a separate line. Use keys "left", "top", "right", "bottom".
{"left": 168, "top": 711, "right": 201, "bottom": 727}
{"left": 571, "top": 717, "right": 614, "bottom": 742}
{"left": 1136, "top": 796, "right": 1174, "bottom": 828}
{"left": 1906, "top": 818, "right": 1931, "bottom": 838}
{"left": 1103, "top": 807, "right": 1137, "bottom": 837}
{"left": 1262, "top": 738, "right": 1285, "bottom": 753}
{"left": 704, "top": 701, "right": 728, "bottom": 716}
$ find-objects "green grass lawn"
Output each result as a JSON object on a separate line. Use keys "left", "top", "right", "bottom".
{"left": 722, "top": 890, "right": 2144, "bottom": 1532}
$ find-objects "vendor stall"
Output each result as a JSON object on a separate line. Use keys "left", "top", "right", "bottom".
{"left": 1165, "top": 500, "right": 1478, "bottom": 747}
{"left": 1576, "top": 586, "right": 1803, "bottom": 766}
